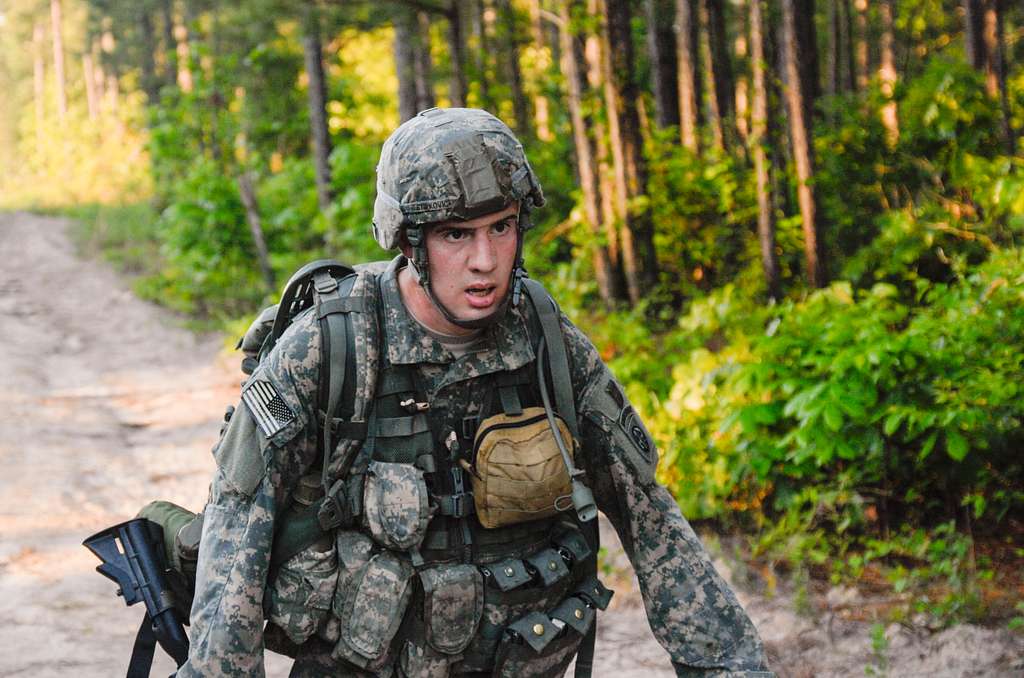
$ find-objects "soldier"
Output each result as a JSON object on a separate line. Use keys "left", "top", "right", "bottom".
{"left": 177, "top": 108, "right": 773, "bottom": 677}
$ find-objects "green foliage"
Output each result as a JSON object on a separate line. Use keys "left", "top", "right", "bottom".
{"left": 144, "top": 159, "right": 267, "bottom": 318}
{"left": 645, "top": 130, "right": 763, "bottom": 300}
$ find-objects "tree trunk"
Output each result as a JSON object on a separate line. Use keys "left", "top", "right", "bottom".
{"left": 699, "top": 1, "right": 724, "bottom": 150}
{"left": 90, "top": 39, "right": 106, "bottom": 104}
{"left": 138, "top": 8, "right": 161, "bottom": 104}
{"left": 584, "top": 3, "right": 621, "bottom": 269}
{"left": 174, "top": 12, "right": 193, "bottom": 93}
{"left": 83, "top": 53, "right": 98, "bottom": 120}
{"left": 160, "top": 0, "right": 178, "bottom": 89}
{"left": 841, "top": 0, "right": 856, "bottom": 92}
{"left": 415, "top": 12, "right": 437, "bottom": 112}
{"left": 395, "top": 11, "right": 419, "bottom": 122}
{"left": 603, "top": 0, "right": 657, "bottom": 302}
{"left": 237, "top": 172, "right": 277, "bottom": 294}
{"left": 962, "top": 0, "right": 985, "bottom": 69}
{"left": 982, "top": 0, "right": 1015, "bottom": 153}
{"left": 101, "top": 28, "right": 120, "bottom": 113}
{"left": 447, "top": 0, "right": 468, "bottom": 107}
{"left": 498, "top": 0, "right": 530, "bottom": 137}
{"left": 50, "top": 0, "right": 66, "bottom": 122}
{"left": 470, "top": 0, "right": 493, "bottom": 110}
{"left": 302, "top": 6, "right": 333, "bottom": 213}
{"left": 781, "top": 0, "right": 825, "bottom": 288}
{"left": 560, "top": 0, "right": 620, "bottom": 305}
{"left": 674, "top": 0, "right": 700, "bottom": 151}
{"left": 795, "top": 0, "right": 819, "bottom": 123}
{"left": 854, "top": 0, "right": 869, "bottom": 90}
{"left": 750, "top": 0, "right": 780, "bottom": 300}
{"left": 828, "top": 0, "right": 840, "bottom": 98}
{"left": 702, "top": 0, "right": 734, "bottom": 150}
{"left": 527, "top": 0, "right": 553, "bottom": 140}
{"left": 734, "top": 0, "right": 749, "bottom": 143}
{"left": 645, "top": 0, "right": 680, "bottom": 129}
{"left": 33, "top": 22, "right": 45, "bottom": 146}
{"left": 878, "top": 0, "right": 898, "bottom": 145}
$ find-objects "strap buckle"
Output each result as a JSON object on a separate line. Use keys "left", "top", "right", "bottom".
{"left": 312, "top": 271, "right": 339, "bottom": 294}
{"left": 434, "top": 492, "right": 475, "bottom": 518}
{"left": 316, "top": 480, "right": 352, "bottom": 530}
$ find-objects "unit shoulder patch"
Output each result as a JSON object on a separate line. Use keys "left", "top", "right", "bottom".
{"left": 241, "top": 378, "right": 296, "bottom": 439}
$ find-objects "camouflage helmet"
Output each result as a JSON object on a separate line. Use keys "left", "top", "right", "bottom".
{"left": 372, "top": 107, "right": 545, "bottom": 250}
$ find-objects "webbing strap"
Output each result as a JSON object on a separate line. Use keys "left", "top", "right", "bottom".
{"left": 271, "top": 269, "right": 360, "bottom": 580}
{"left": 375, "top": 414, "right": 430, "bottom": 438}
{"left": 377, "top": 369, "right": 416, "bottom": 396}
{"left": 498, "top": 385, "right": 523, "bottom": 416}
{"left": 523, "top": 279, "right": 579, "bottom": 440}
{"left": 574, "top": 517, "right": 601, "bottom": 678}
{"left": 318, "top": 296, "right": 370, "bottom": 317}
{"left": 126, "top": 614, "right": 157, "bottom": 678}
{"left": 314, "top": 270, "right": 350, "bottom": 492}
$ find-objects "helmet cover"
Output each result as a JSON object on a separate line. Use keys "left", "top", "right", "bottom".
{"left": 372, "top": 108, "right": 545, "bottom": 250}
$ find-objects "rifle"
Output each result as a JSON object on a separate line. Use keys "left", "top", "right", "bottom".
{"left": 83, "top": 518, "right": 190, "bottom": 677}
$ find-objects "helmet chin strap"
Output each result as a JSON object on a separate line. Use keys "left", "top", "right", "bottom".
{"left": 406, "top": 208, "right": 528, "bottom": 331}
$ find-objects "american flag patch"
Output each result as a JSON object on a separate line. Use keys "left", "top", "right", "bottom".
{"left": 241, "top": 379, "right": 295, "bottom": 438}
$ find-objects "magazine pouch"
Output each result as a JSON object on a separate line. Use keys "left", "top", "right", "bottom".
{"left": 331, "top": 550, "right": 414, "bottom": 671}
{"left": 420, "top": 564, "right": 483, "bottom": 655}
{"left": 363, "top": 461, "right": 432, "bottom": 551}
{"left": 491, "top": 610, "right": 587, "bottom": 678}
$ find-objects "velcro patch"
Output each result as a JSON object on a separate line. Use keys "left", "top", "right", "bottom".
{"left": 619, "top": 406, "right": 653, "bottom": 462}
{"left": 241, "top": 378, "right": 295, "bottom": 438}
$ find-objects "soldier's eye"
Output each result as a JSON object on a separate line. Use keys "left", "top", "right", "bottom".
{"left": 492, "top": 219, "right": 515, "bottom": 235}
{"left": 443, "top": 229, "right": 468, "bottom": 241}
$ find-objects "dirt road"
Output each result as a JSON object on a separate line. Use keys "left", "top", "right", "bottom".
{"left": 0, "top": 212, "right": 1019, "bottom": 677}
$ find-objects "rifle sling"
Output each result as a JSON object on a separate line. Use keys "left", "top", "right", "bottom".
{"left": 126, "top": 613, "right": 157, "bottom": 678}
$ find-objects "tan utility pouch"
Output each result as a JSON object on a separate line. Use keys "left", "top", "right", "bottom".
{"left": 469, "top": 407, "right": 575, "bottom": 529}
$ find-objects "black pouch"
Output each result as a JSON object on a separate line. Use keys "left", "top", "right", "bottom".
{"left": 575, "top": 575, "right": 614, "bottom": 611}
{"left": 483, "top": 557, "right": 533, "bottom": 592}
{"left": 332, "top": 550, "right": 414, "bottom": 670}
{"left": 551, "top": 524, "right": 592, "bottom": 566}
{"left": 492, "top": 611, "right": 584, "bottom": 678}
{"left": 525, "top": 547, "right": 570, "bottom": 587}
{"left": 420, "top": 564, "right": 484, "bottom": 655}
{"left": 550, "top": 596, "right": 595, "bottom": 636}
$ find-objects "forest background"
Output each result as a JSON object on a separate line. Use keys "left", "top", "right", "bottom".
{"left": 0, "top": 0, "right": 1022, "bottom": 632}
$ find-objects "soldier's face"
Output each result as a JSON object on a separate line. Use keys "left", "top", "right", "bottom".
{"left": 424, "top": 202, "right": 519, "bottom": 326}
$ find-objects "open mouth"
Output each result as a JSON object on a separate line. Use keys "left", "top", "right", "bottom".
{"left": 464, "top": 284, "right": 498, "bottom": 308}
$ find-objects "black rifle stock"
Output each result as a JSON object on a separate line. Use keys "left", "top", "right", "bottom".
{"left": 83, "top": 518, "right": 189, "bottom": 674}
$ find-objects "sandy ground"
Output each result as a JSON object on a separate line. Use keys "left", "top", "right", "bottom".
{"left": 0, "top": 211, "right": 1020, "bottom": 678}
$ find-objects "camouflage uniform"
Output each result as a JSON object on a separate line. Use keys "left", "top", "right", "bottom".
{"left": 176, "top": 253, "right": 772, "bottom": 678}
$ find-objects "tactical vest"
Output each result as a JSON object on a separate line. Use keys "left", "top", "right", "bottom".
{"left": 162, "top": 260, "right": 609, "bottom": 676}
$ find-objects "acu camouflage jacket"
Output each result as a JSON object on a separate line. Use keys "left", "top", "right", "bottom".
{"left": 176, "top": 257, "right": 772, "bottom": 678}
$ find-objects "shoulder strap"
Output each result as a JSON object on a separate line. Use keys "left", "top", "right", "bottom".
{"left": 270, "top": 268, "right": 371, "bottom": 574}
{"left": 522, "top": 279, "right": 579, "bottom": 440}
{"left": 313, "top": 270, "right": 355, "bottom": 490}
{"left": 522, "top": 279, "right": 602, "bottom": 678}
